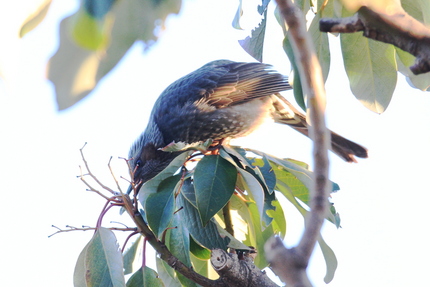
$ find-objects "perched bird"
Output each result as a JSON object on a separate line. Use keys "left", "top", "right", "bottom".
{"left": 129, "top": 60, "right": 368, "bottom": 187}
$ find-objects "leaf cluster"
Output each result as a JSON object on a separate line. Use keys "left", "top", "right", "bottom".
{"left": 73, "top": 146, "right": 340, "bottom": 286}
{"left": 234, "top": 0, "right": 430, "bottom": 113}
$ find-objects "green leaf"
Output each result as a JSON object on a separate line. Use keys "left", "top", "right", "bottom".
{"left": 395, "top": 48, "right": 430, "bottom": 90}
{"left": 283, "top": 36, "right": 306, "bottom": 110}
{"left": 156, "top": 257, "right": 181, "bottom": 287}
{"left": 139, "top": 151, "right": 191, "bottom": 210}
{"left": 238, "top": 12, "right": 267, "bottom": 62}
{"left": 189, "top": 236, "right": 211, "bottom": 260}
{"left": 74, "top": 227, "right": 125, "bottom": 287}
{"left": 145, "top": 176, "right": 177, "bottom": 238}
{"left": 177, "top": 193, "right": 230, "bottom": 250}
{"left": 19, "top": 0, "right": 52, "bottom": 38}
{"left": 318, "top": 236, "right": 338, "bottom": 283}
{"left": 190, "top": 253, "right": 209, "bottom": 278}
{"left": 237, "top": 168, "right": 265, "bottom": 224}
{"left": 123, "top": 236, "right": 142, "bottom": 275}
{"left": 194, "top": 155, "right": 237, "bottom": 225}
{"left": 48, "top": 0, "right": 181, "bottom": 110}
{"left": 252, "top": 156, "right": 276, "bottom": 194}
{"left": 168, "top": 213, "right": 197, "bottom": 287}
{"left": 83, "top": 0, "right": 117, "bottom": 19}
{"left": 266, "top": 199, "right": 287, "bottom": 238}
{"left": 340, "top": 8, "right": 397, "bottom": 113}
{"left": 401, "top": 0, "right": 430, "bottom": 25}
{"left": 309, "top": 13, "right": 330, "bottom": 82}
{"left": 126, "top": 266, "right": 165, "bottom": 287}
{"left": 71, "top": 7, "right": 113, "bottom": 50}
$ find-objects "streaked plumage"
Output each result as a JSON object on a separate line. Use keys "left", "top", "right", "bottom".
{"left": 129, "top": 60, "right": 368, "bottom": 185}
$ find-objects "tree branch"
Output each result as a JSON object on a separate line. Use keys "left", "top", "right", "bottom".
{"left": 266, "top": 0, "right": 330, "bottom": 286}
{"left": 211, "top": 249, "right": 278, "bottom": 287}
{"left": 320, "top": 5, "right": 430, "bottom": 75}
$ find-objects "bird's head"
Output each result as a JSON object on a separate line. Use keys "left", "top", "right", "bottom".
{"left": 128, "top": 135, "right": 178, "bottom": 195}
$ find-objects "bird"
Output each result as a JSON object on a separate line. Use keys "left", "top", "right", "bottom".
{"left": 128, "top": 60, "right": 368, "bottom": 188}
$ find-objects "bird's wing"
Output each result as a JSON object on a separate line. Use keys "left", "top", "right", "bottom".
{"left": 197, "top": 61, "right": 292, "bottom": 108}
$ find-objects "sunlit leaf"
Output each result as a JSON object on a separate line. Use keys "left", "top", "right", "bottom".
{"left": 396, "top": 48, "right": 430, "bottom": 90}
{"left": 309, "top": 14, "right": 330, "bottom": 82}
{"left": 266, "top": 199, "right": 287, "bottom": 238}
{"left": 237, "top": 168, "right": 265, "bottom": 224}
{"left": 71, "top": 8, "right": 113, "bottom": 50}
{"left": 156, "top": 257, "right": 181, "bottom": 287}
{"left": 74, "top": 228, "right": 125, "bottom": 287}
{"left": 340, "top": 9, "right": 397, "bottom": 113}
{"left": 194, "top": 155, "right": 237, "bottom": 225}
{"left": 189, "top": 236, "right": 211, "bottom": 260}
{"left": 19, "top": 0, "right": 52, "bottom": 37}
{"left": 48, "top": 0, "right": 181, "bottom": 110}
{"left": 126, "top": 266, "right": 165, "bottom": 287}
{"left": 318, "top": 236, "right": 338, "bottom": 283}
{"left": 123, "top": 235, "right": 142, "bottom": 275}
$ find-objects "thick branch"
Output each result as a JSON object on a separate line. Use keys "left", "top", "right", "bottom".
{"left": 267, "top": 0, "right": 330, "bottom": 286}
{"left": 211, "top": 249, "right": 278, "bottom": 287}
{"left": 320, "top": 5, "right": 430, "bottom": 75}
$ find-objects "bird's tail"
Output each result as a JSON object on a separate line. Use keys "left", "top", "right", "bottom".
{"left": 272, "top": 93, "right": 368, "bottom": 162}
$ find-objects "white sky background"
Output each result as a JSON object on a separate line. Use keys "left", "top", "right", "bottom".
{"left": 1, "top": 0, "right": 430, "bottom": 286}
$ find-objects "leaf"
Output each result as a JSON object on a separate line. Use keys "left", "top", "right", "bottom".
{"left": 309, "top": 13, "right": 330, "bottom": 82}
{"left": 238, "top": 12, "right": 267, "bottom": 62}
{"left": 283, "top": 36, "right": 306, "bottom": 110}
{"left": 48, "top": 0, "right": 181, "bottom": 110}
{"left": 395, "top": 47, "right": 430, "bottom": 90}
{"left": 266, "top": 199, "right": 287, "bottom": 238}
{"left": 177, "top": 193, "right": 230, "bottom": 250}
{"left": 232, "top": 0, "right": 243, "bottom": 29}
{"left": 123, "top": 236, "right": 142, "bottom": 275}
{"left": 139, "top": 151, "right": 191, "bottom": 212}
{"left": 160, "top": 139, "right": 213, "bottom": 152}
{"left": 74, "top": 227, "right": 125, "bottom": 287}
{"left": 145, "top": 176, "right": 178, "bottom": 238}
{"left": 156, "top": 257, "right": 181, "bottom": 287}
{"left": 318, "top": 236, "right": 338, "bottom": 283}
{"left": 340, "top": 8, "right": 397, "bottom": 113}
{"left": 19, "top": 0, "right": 52, "bottom": 38}
{"left": 168, "top": 213, "right": 197, "bottom": 287}
{"left": 189, "top": 236, "right": 211, "bottom": 260}
{"left": 190, "top": 254, "right": 209, "bottom": 278}
{"left": 252, "top": 156, "right": 276, "bottom": 194}
{"left": 236, "top": 168, "right": 265, "bottom": 224}
{"left": 194, "top": 155, "right": 237, "bottom": 225}
{"left": 126, "top": 266, "right": 165, "bottom": 287}
{"left": 83, "top": 0, "right": 117, "bottom": 19}
{"left": 71, "top": 8, "right": 113, "bottom": 50}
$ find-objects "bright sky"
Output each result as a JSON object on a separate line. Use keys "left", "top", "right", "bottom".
{"left": 1, "top": 0, "right": 430, "bottom": 286}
